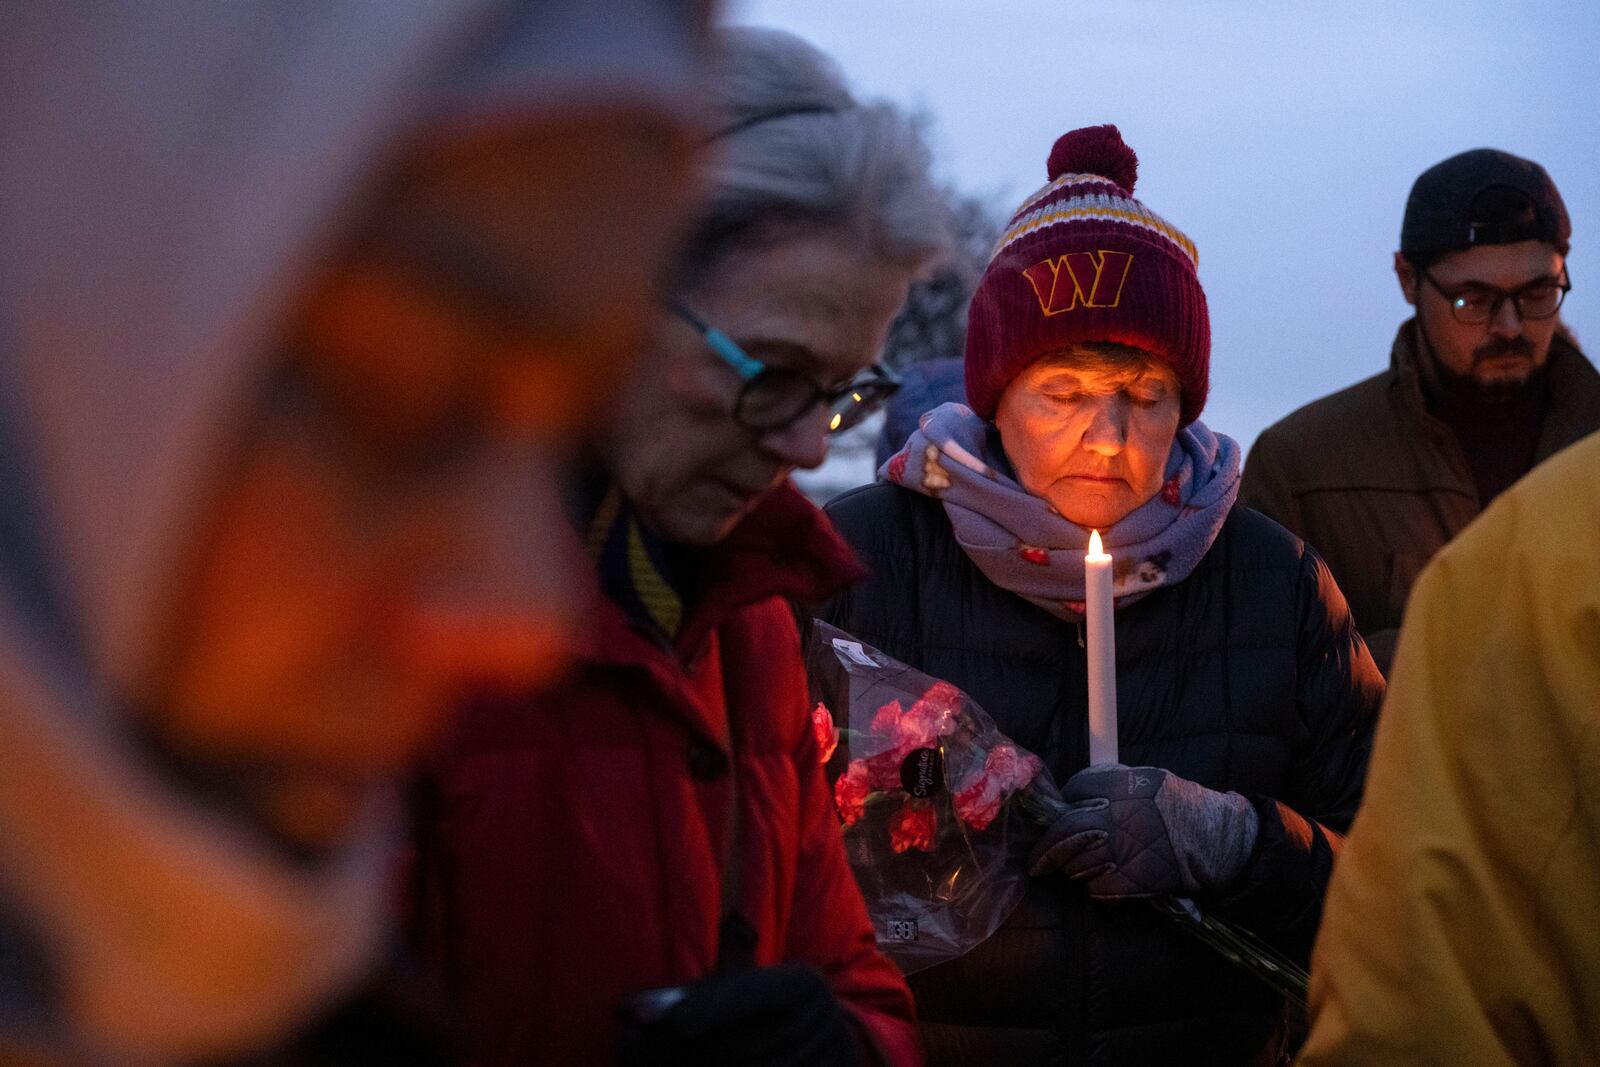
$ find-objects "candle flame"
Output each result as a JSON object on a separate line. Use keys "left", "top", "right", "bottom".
{"left": 1087, "top": 529, "right": 1109, "bottom": 560}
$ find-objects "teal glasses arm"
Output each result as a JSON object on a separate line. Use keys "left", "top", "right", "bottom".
{"left": 667, "top": 299, "right": 767, "bottom": 381}
{"left": 703, "top": 326, "right": 765, "bottom": 381}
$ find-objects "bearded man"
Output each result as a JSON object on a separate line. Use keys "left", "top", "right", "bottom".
{"left": 1243, "top": 147, "right": 1600, "bottom": 671}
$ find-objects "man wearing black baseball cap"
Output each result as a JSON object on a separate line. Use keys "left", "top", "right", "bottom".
{"left": 1242, "top": 147, "right": 1600, "bottom": 672}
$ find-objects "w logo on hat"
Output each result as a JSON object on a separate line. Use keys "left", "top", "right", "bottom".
{"left": 1021, "top": 250, "right": 1134, "bottom": 316}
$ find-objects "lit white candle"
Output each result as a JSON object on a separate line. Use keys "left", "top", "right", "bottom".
{"left": 1085, "top": 529, "right": 1118, "bottom": 766}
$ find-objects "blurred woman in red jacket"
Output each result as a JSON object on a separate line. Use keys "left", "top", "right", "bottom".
{"left": 409, "top": 28, "right": 951, "bottom": 1066}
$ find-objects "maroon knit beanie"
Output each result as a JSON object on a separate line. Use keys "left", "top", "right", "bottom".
{"left": 964, "top": 125, "right": 1210, "bottom": 426}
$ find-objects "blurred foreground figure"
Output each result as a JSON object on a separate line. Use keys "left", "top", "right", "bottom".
{"left": 0, "top": 3, "right": 706, "bottom": 1063}
{"left": 1299, "top": 428, "right": 1600, "bottom": 1064}
{"left": 1243, "top": 148, "right": 1600, "bottom": 673}
{"left": 410, "top": 27, "right": 948, "bottom": 1066}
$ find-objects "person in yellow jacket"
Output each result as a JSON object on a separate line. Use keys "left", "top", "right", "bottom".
{"left": 1299, "top": 428, "right": 1600, "bottom": 1065}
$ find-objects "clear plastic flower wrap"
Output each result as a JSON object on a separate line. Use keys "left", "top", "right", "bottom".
{"left": 804, "top": 620, "right": 1064, "bottom": 974}
{"left": 805, "top": 622, "right": 1311, "bottom": 1007}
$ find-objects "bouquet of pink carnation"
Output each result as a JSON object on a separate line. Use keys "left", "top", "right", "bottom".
{"left": 805, "top": 621, "right": 1064, "bottom": 973}
{"left": 808, "top": 623, "right": 1313, "bottom": 1003}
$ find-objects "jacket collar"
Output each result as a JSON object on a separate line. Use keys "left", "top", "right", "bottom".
{"left": 580, "top": 481, "right": 863, "bottom": 743}
{"left": 1388, "top": 317, "right": 1600, "bottom": 448}
{"left": 677, "top": 481, "right": 864, "bottom": 654}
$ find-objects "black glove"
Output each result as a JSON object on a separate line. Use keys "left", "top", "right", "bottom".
{"left": 617, "top": 963, "right": 865, "bottom": 1066}
{"left": 1028, "top": 764, "right": 1259, "bottom": 899}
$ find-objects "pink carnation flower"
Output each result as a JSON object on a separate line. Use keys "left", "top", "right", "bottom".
{"left": 811, "top": 702, "right": 839, "bottom": 763}
{"left": 952, "top": 776, "right": 1004, "bottom": 831}
{"left": 869, "top": 700, "right": 906, "bottom": 739}
{"left": 951, "top": 744, "right": 1043, "bottom": 830}
{"left": 833, "top": 760, "right": 871, "bottom": 827}
{"left": 862, "top": 699, "right": 933, "bottom": 788}
{"left": 905, "top": 682, "right": 962, "bottom": 739}
{"left": 889, "top": 798, "right": 938, "bottom": 853}
{"left": 986, "top": 743, "right": 1043, "bottom": 791}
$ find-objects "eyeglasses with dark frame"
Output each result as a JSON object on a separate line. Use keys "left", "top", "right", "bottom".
{"left": 667, "top": 301, "right": 900, "bottom": 436}
{"left": 1420, "top": 266, "right": 1572, "bottom": 326}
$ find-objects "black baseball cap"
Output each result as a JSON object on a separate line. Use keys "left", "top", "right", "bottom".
{"left": 1400, "top": 148, "right": 1570, "bottom": 264}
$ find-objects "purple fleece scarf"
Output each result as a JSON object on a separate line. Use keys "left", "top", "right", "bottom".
{"left": 880, "top": 402, "right": 1241, "bottom": 619}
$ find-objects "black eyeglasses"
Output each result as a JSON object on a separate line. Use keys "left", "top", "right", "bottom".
{"left": 1421, "top": 267, "right": 1572, "bottom": 325}
{"left": 667, "top": 301, "right": 900, "bottom": 435}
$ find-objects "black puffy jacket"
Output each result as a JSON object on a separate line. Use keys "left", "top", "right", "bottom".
{"left": 816, "top": 482, "right": 1383, "bottom": 1066}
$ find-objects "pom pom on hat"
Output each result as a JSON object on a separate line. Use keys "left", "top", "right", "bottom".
{"left": 1047, "top": 124, "right": 1138, "bottom": 192}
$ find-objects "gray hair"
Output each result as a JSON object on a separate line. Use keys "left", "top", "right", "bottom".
{"left": 675, "top": 27, "right": 950, "bottom": 286}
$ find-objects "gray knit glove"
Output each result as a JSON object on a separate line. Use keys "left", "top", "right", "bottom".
{"left": 1028, "top": 764, "right": 1259, "bottom": 899}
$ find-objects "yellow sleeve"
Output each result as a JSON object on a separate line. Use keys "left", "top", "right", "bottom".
{"left": 1298, "top": 435, "right": 1600, "bottom": 1065}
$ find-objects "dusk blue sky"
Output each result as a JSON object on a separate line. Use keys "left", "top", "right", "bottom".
{"left": 727, "top": 1, "right": 1600, "bottom": 456}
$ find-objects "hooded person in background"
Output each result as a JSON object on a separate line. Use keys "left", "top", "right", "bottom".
{"left": 409, "top": 27, "right": 949, "bottom": 1067}
{"left": 876, "top": 358, "right": 967, "bottom": 470}
{"left": 0, "top": 3, "right": 707, "bottom": 1063}
{"left": 1242, "top": 148, "right": 1600, "bottom": 673}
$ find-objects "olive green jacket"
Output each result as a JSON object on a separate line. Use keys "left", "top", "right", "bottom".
{"left": 1241, "top": 320, "right": 1600, "bottom": 673}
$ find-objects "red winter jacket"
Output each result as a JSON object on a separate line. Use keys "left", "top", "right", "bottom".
{"left": 408, "top": 485, "right": 921, "bottom": 1066}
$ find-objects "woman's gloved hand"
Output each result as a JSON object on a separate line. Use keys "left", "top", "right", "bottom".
{"left": 1028, "top": 764, "right": 1259, "bottom": 899}
{"left": 617, "top": 962, "right": 864, "bottom": 1066}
